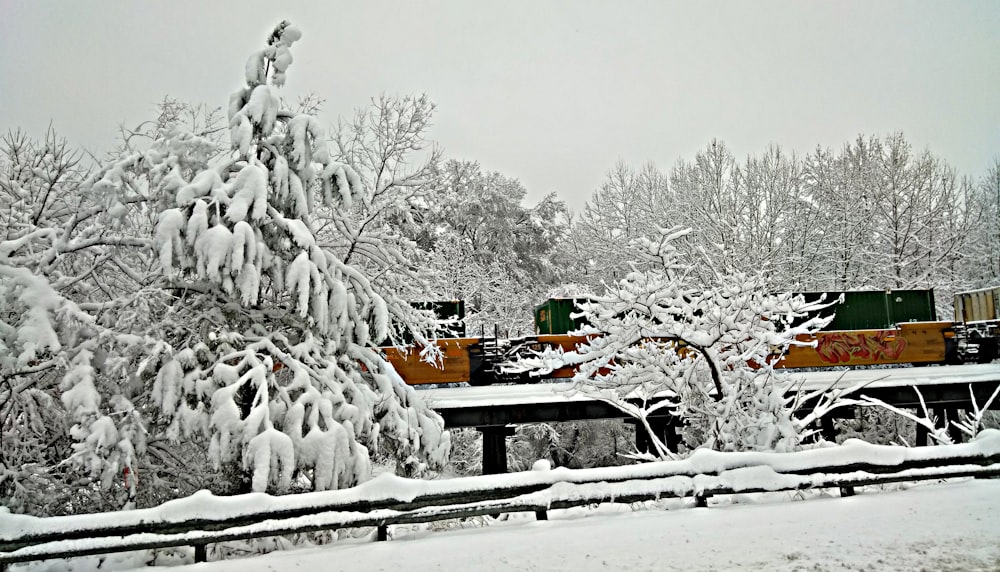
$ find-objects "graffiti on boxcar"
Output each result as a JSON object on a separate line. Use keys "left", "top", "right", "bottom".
{"left": 815, "top": 331, "right": 907, "bottom": 364}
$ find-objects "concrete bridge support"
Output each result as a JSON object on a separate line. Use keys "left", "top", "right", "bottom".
{"left": 477, "top": 425, "right": 516, "bottom": 475}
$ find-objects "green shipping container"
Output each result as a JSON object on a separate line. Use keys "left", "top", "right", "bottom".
{"left": 535, "top": 298, "right": 591, "bottom": 335}
{"left": 800, "top": 289, "right": 936, "bottom": 331}
{"left": 533, "top": 290, "right": 936, "bottom": 335}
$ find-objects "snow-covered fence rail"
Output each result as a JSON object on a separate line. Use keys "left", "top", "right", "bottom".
{"left": 3, "top": 430, "right": 1000, "bottom": 569}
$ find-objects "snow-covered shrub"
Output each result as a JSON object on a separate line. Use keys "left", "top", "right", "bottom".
{"left": 505, "top": 421, "right": 634, "bottom": 471}
{"left": 511, "top": 227, "right": 855, "bottom": 458}
{"left": 439, "top": 428, "right": 484, "bottom": 477}
{"left": 833, "top": 407, "right": 917, "bottom": 446}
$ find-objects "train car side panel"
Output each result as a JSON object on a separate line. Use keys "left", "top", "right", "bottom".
{"left": 383, "top": 338, "right": 481, "bottom": 385}
{"left": 777, "top": 322, "right": 952, "bottom": 368}
{"left": 535, "top": 299, "right": 591, "bottom": 335}
{"left": 800, "top": 289, "right": 937, "bottom": 331}
{"left": 533, "top": 334, "right": 592, "bottom": 378}
{"left": 955, "top": 286, "right": 1000, "bottom": 323}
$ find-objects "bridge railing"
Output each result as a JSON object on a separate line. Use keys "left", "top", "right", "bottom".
{"left": 3, "top": 430, "right": 1000, "bottom": 568}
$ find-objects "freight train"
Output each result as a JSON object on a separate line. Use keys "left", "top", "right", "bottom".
{"left": 384, "top": 287, "right": 1000, "bottom": 386}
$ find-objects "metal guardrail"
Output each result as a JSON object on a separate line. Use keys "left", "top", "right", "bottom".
{"left": 3, "top": 431, "right": 1000, "bottom": 568}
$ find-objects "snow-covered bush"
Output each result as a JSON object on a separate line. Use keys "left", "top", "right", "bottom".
{"left": 506, "top": 421, "right": 634, "bottom": 471}
{"left": 511, "top": 227, "right": 855, "bottom": 458}
{"left": 1, "top": 22, "right": 449, "bottom": 514}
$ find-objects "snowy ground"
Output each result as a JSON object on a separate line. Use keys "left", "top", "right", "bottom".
{"left": 138, "top": 478, "right": 1000, "bottom": 572}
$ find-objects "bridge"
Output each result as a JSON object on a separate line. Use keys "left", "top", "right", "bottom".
{"left": 418, "top": 364, "right": 1000, "bottom": 473}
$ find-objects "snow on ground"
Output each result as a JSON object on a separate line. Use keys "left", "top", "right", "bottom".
{"left": 149, "top": 479, "right": 1000, "bottom": 572}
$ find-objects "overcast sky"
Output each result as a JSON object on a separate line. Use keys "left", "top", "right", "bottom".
{"left": 2, "top": 1, "right": 998, "bottom": 213}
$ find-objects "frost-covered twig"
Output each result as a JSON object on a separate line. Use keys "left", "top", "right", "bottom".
{"left": 857, "top": 387, "right": 953, "bottom": 445}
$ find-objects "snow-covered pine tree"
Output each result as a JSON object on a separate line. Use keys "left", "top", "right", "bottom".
{"left": 511, "top": 227, "right": 852, "bottom": 457}
{"left": 2, "top": 22, "right": 449, "bottom": 511}
{"left": 142, "top": 21, "right": 449, "bottom": 492}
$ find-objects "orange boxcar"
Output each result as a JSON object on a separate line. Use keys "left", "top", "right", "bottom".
{"left": 777, "top": 322, "right": 953, "bottom": 368}
{"left": 383, "top": 338, "right": 483, "bottom": 385}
